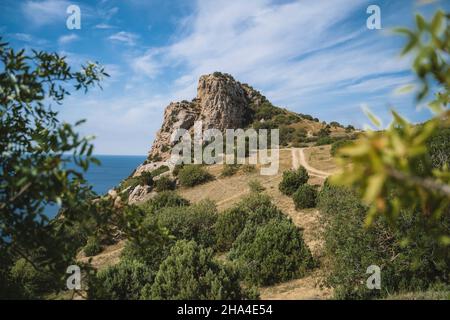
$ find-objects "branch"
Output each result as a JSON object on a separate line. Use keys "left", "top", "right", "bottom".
{"left": 388, "top": 168, "right": 450, "bottom": 197}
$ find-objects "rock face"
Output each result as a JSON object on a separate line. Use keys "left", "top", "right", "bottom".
{"left": 148, "top": 73, "right": 265, "bottom": 161}
{"left": 128, "top": 185, "right": 154, "bottom": 204}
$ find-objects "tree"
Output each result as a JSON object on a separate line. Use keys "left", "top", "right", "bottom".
{"left": 146, "top": 240, "right": 253, "bottom": 300}
{"left": 279, "top": 166, "right": 309, "bottom": 195}
{"left": 229, "top": 218, "right": 314, "bottom": 286}
{"left": 332, "top": 11, "right": 450, "bottom": 244}
{"left": 292, "top": 184, "right": 317, "bottom": 209}
{"left": 0, "top": 39, "right": 108, "bottom": 297}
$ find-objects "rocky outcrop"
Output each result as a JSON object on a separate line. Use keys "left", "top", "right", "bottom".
{"left": 148, "top": 72, "right": 265, "bottom": 161}
{"left": 128, "top": 185, "right": 155, "bottom": 204}
{"left": 197, "top": 74, "right": 250, "bottom": 129}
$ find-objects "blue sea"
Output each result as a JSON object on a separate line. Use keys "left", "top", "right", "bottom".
{"left": 46, "top": 155, "right": 146, "bottom": 218}
{"left": 83, "top": 155, "right": 146, "bottom": 195}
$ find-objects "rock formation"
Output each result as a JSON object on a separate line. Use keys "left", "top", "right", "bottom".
{"left": 148, "top": 72, "right": 265, "bottom": 161}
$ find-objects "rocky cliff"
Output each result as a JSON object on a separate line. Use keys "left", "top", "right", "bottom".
{"left": 148, "top": 72, "right": 266, "bottom": 161}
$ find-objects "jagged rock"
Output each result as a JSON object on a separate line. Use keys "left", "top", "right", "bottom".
{"left": 197, "top": 74, "right": 250, "bottom": 129}
{"left": 107, "top": 189, "right": 118, "bottom": 199}
{"left": 128, "top": 185, "right": 154, "bottom": 204}
{"left": 148, "top": 101, "right": 200, "bottom": 161}
{"left": 133, "top": 161, "right": 169, "bottom": 177}
{"left": 148, "top": 73, "right": 265, "bottom": 161}
{"left": 114, "top": 196, "right": 124, "bottom": 209}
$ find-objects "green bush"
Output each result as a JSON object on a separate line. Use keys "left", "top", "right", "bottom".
{"left": 279, "top": 166, "right": 309, "bottom": 195}
{"left": 221, "top": 164, "right": 240, "bottom": 177}
{"left": 248, "top": 179, "right": 265, "bottom": 193}
{"left": 172, "top": 164, "right": 184, "bottom": 176}
{"left": 154, "top": 176, "right": 175, "bottom": 192}
{"left": 214, "top": 193, "right": 282, "bottom": 252}
{"left": 84, "top": 236, "right": 102, "bottom": 257}
{"left": 119, "top": 205, "right": 175, "bottom": 270}
{"left": 138, "top": 171, "right": 154, "bottom": 186}
{"left": 318, "top": 181, "right": 450, "bottom": 299}
{"left": 178, "top": 165, "right": 213, "bottom": 187}
{"left": 9, "top": 259, "right": 55, "bottom": 299}
{"left": 149, "top": 165, "right": 170, "bottom": 178}
{"left": 89, "top": 259, "right": 155, "bottom": 300}
{"left": 141, "top": 191, "right": 189, "bottom": 213}
{"left": 146, "top": 240, "right": 255, "bottom": 300}
{"left": 315, "top": 136, "right": 337, "bottom": 146}
{"left": 229, "top": 218, "right": 314, "bottom": 286}
{"left": 292, "top": 184, "right": 317, "bottom": 209}
{"left": 156, "top": 200, "right": 218, "bottom": 248}
{"left": 242, "top": 164, "right": 256, "bottom": 174}
{"left": 426, "top": 127, "right": 450, "bottom": 168}
{"left": 214, "top": 207, "right": 250, "bottom": 252}
{"left": 331, "top": 139, "right": 352, "bottom": 156}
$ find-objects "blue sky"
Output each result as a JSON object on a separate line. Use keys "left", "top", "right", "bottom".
{"left": 1, "top": 0, "right": 448, "bottom": 155}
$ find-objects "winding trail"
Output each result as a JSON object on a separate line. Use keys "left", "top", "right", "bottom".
{"left": 292, "top": 148, "right": 330, "bottom": 178}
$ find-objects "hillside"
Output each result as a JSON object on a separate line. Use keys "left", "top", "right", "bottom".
{"left": 146, "top": 72, "right": 355, "bottom": 163}
{"left": 120, "top": 72, "right": 356, "bottom": 203}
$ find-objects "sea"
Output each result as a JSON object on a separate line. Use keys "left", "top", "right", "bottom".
{"left": 46, "top": 155, "right": 146, "bottom": 218}
{"left": 82, "top": 155, "right": 146, "bottom": 195}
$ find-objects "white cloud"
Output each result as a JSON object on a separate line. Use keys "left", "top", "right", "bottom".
{"left": 58, "top": 34, "right": 79, "bottom": 45}
{"left": 22, "top": 0, "right": 70, "bottom": 26}
{"left": 108, "top": 31, "right": 139, "bottom": 46}
{"left": 95, "top": 23, "right": 115, "bottom": 29}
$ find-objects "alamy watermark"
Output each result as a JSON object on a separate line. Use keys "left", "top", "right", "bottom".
{"left": 366, "top": 5, "right": 381, "bottom": 30}
{"left": 366, "top": 264, "right": 381, "bottom": 290}
{"left": 66, "top": 4, "right": 81, "bottom": 30}
{"left": 66, "top": 265, "right": 81, "bottom": 290}
{"left": 169, "top": 121, "right": 280, "bottom": 175}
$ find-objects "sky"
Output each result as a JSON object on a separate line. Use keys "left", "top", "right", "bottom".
{"left": 1, "top": 0, "right": 448, "bottom": 155}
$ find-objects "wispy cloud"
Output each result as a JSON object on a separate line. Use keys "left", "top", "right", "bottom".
{"left": 95, "top": 23, "right": 116, "bottom": 29}
{"left": 22, "top": 0, "right": 70, "bottom": 26}
{"left": 10, "top": 32, "right": 49, "bottom": 46}
{"left": 108, "top": 31, "right": 139, "bottom": 46}
{"left": 58, "top": 33, "right": 79, "bottom": 45}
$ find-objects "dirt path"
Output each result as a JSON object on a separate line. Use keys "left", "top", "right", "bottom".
{"left": 260, "top": 148, "right": 333, "bottom": 300}
{"left": 293, "top": 148, "right": 330, "bottom": 178}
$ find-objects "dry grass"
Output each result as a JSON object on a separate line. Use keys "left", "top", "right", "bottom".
{"left": 303, "top": 145, "right": 337, "bottom": 173}
{"left": 78, "top": 240, "right": 124, "bottom": 270}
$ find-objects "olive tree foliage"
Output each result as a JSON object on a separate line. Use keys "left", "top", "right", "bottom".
{"left": 0, "top": 39, "right": 109, "bottom": 295}
{"left": 332, "top": 11, "right": 450, "bottom": 245}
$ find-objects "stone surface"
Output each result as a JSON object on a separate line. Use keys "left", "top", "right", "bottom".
{"left": 148, "top": 73, "right": 265, "bottom": 161}
{"left": 128, "top": 185, "right": 153, "bottom": 204}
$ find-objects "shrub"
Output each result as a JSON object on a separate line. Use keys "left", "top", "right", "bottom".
{"left": 292, "top": 184, "right": 317, "bottom": 209}
{"left": 9, "top": 259, "right": 55, "bottom": 299}
{"left": 279, "top": 166, "right": 309, "bottom": 195}
{"left": 427, "top": 127, "right": 450, "bottom": 168}
{"left": 242, "top": 164, "right": 256, "bottom": 174}
{"left": 149, "top": 165, "right": 170, "bottom": 178}
{"left": 315, "top": 136, "right": 336, "bottom": 146}
{"left": 229, "top": 218, "right": 314, "bottom": 286}
{"left": 318, "top": 181, "right": 450, "bottom": 299}
{"left": 138, "top": 171, "right": 154, "bottom": 186}
{"left": 248, "top": 179, "right": 265, "bottom": 193}
{"left": 172, "top": 164, "right": 184, "bottom": 176}
{"left": 84, "top": 236, "right": 102, "bottom": 257}
{"left": 156, "top": 200, "right": 218, "bottom": 248}
{"left": 89, "top": 259, "right": 155, "bottom": 300}
{"left": 154, "top": 176, "right": 175, "bottom": 192}
{"left": 214, "top": 208, "right": 250, "bottom": 252}
{"left": 221, "top": 164, "right": 240, "bottom": 177}
{"left": 178, "top": 165, "right": 213, "bottom": 187}
{"left": 119, "top": 205, "right": 175, "bottom": 270}
{"left": 146, "top": 240, "right": 254, "bottom": 300}
{"left": 331, "top": 139, "right": 352, "bottom": 156}
{"left": 142, "top": 191, "right": 189, "bottom": 212}
{"left": 279, "top": 126, "right": 296, "bottom": 146}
